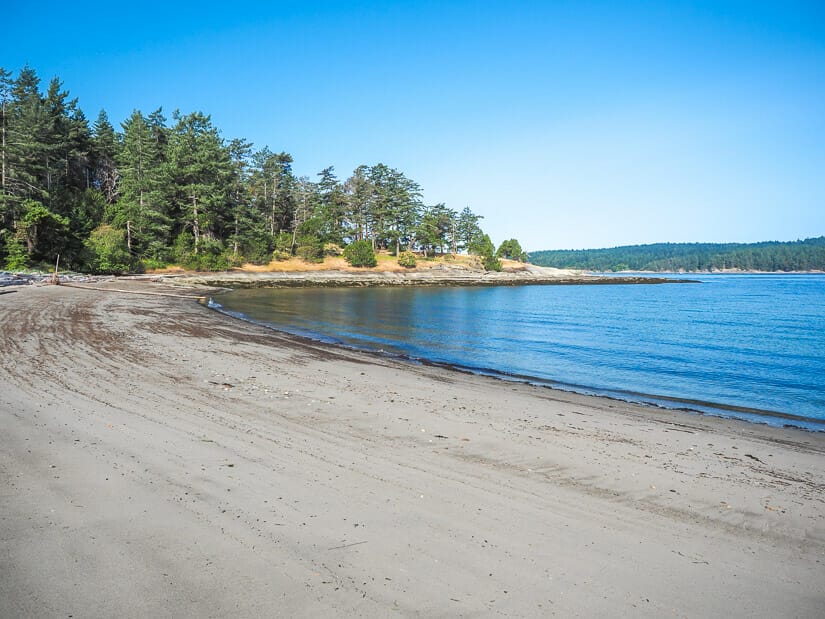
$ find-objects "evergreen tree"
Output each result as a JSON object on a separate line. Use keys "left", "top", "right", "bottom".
{"left": 249, "top": 148, "right": 296, "bottom": 243}
{"left": 0, "top": 67, "right": 12, "bottom": 217}
{"left": 0, "top": 67, "right": 12, "bottom": 261}
{"left": 167, "top": 111, "right": 233, "bottom": 257}
{"left": 113, "top": 110, "right": 170, "bottom": 258}
{"left": 42, "top": 79, "right": 95, "bottom": 267}
{"left": 291, "top": 175, "right": 319, "bottom": 256}
{"left": 344, "top": 165, "right": 373, "bottom": 243}
{"left": 0, "top": 66, "right": 523, "bottom": 273}
{"left": 316, "top": 166, "right": 347, "bottom": 245}
{"left": 496, "top": 238, "right": 527, "bottom": 262}
{"left": 368, "top": 163, "right": 421, "bottom": 254}
{"left": 16, "top": 198, "right": 69, "bottom": 264}
{"left": 91, "top": 110, "right": 120, "bottom": 204}
{"left": 456, "top": 206, "right": 483, "bottom": 253}
{"left": 5, "top": 66, "right": 49, "bottom": 217}
{"left": 469, "top": 233, "right": 501, "bottom": 271}
{"left": 226, "top": 137, "right": 268, "bottom": 262}
{"left": 417, "top": 204, "right": 455, "bottom": 256}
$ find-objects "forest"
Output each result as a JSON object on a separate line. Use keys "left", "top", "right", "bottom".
{"left": 530, "top": 238, "right": 825, "bottom": 272}
{"left": 0, "top": 67, "right": 524, "bottom": 274}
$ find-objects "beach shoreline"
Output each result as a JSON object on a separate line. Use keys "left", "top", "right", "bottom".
{"left": 1, "top": 281, "right": 823, "bottom": 616}
{"left": 207, "top": 293, "right": 825, "bottom": 433}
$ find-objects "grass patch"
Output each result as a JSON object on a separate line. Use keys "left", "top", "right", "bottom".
{"left": 144, "top": 252, "right": 526, "bottom": 275}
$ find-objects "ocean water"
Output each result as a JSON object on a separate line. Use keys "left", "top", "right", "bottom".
{"left": 211, "top": 274, "right": 825, "bottom": 430}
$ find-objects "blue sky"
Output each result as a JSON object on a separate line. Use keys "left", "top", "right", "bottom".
{"left": 3, "top": 0, "right": 823, "bottom": 250}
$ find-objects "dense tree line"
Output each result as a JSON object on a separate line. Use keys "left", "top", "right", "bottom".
{"left": 0, "top": 67, "right": 523, "bottom": 273}
{"left": 530, "top": 238, "right": 825, "bottom": 272}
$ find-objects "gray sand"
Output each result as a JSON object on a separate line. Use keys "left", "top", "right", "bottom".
{"left": 1, "top": 282, "right": 823, "bottom": 617}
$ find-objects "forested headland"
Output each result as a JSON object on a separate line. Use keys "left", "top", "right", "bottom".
{"left": 0, "top": 67, "right": 526, "bottom": 274}
{"left": 530, "top": 238, "right": 825, "bottom": 272}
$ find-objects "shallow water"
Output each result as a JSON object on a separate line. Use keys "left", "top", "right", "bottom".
{"left": 212, "top": 274, "right": 825, "bottom": 430}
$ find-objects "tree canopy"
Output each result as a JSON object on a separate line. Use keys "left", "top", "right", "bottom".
{"left": 0, "top": 66, "right": 499, "bottom": 273}
{"left": 529, "top": 238, "right": 825, "bottom": 272}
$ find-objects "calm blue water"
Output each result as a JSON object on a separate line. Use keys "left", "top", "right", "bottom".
{"left": 211, "top": 274, "right": 825, "bottom": 430}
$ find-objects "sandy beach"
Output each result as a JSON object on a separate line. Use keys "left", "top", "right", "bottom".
{"left": 1, "top": 281, "right": 823, "bottom": 617}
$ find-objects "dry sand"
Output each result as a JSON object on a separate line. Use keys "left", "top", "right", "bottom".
{"left": 1, "top": 281, "right": 823, "bottom": 618}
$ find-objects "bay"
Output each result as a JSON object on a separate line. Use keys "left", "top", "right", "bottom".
{"left": 211, "top": 274, "right": 825, "bottom": 430}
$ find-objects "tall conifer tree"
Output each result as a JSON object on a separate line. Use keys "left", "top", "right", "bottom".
{"left": 114, "top": 110, "right": 170, "bottom": 257}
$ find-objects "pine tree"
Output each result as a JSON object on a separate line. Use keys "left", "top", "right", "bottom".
{"left": 368, "top": 164, "right": 422, "bottom": 254}
{"left": 167, "top": 111, "right": 232, "bottom": 257}
{"left": 5, "top": 67, "right": 49, "bottom": 216}
{"left": 249, "top": 148, "right": 296, "bottom": 243}
{"left": 113, "top": 110, "right": 171, "bottom": 258}
{"left": 417, "top": 203, "right": 455, "bottom": 256}
{"left": 456, "top": 206, "right": 483, "bottom": 253}
{"left": 316, "top": 166, "right": 347, "bottom": 245}
{"left": 226, "top": 137, "right": 268, "bottom": 262}
{"left": 91, "top": 110, "right": 120, "bottom": 204}
{"left": 0, "top": 67, "right": 12, "bottom": 261}
{"left": 344, "top": 165, "right": 373, "bottom": 243}
{"left": 0, "top": 67, "right": 12, "bottom": 215}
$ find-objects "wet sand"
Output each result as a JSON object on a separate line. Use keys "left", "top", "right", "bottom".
{"left": 1, "top": 281, "right": 823, "bottom": 617}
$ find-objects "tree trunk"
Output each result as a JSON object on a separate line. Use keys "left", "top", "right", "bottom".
{"left": 452, "top": 221, "right": 457, "bottom": 255}
{"left": 265, "top": 180, "right": 275, "bottom": 237}
{"left": 1, "top": 97, "right": 6, "bottom": 196}
{"left": 25, "top": 225, "right": 36, "bottom": 254}
{"left": 233, "top": 215, "right": 239, "bottom": 257}
{"left": 192, "top": 196, "right": 200, "bottom": 254}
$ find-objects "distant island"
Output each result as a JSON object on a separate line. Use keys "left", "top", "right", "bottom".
{"left": 529, "top": 237, "right": 825, "bottom": 272}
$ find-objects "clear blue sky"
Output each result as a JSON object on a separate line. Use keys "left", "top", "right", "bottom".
{"left": 3, "top": 0, "right": 823, "bottom": 250}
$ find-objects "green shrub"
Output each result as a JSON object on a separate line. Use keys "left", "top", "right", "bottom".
{"left": 469, "top": 233, "right": 502, "bottom": 271}
{"left": 3, "top": 236, "right": 28, "bottom": 271}
{"left": 397, "top": 251, "right": 417, "bottom": 268}
{"left": 274, "top": 232, "right": 293, "bottom": 253}
{"left": 85, "top": 225, "right": 139, "bottom": 274}
{"left": 296, "top": 235, "right": 324, "bottom": 263}
{"left": 141, "top": 257, "right": 169, "bottom": 271}
{"left": 239, "top": 235, "right": 272, "bottom": 264}
{"left": 484, "top": 253, "right": 502, "bottom": 272}
{"left": 343, "top": 240, "right": 377, "bottom": 267}
{"left": 143, "top": 240, "right": 174, "bottom": 265}
{"left": 271, "top": 249, "right": 291, "bottom": 261}
{"left": 225, "top": 252, "right": 245, "bottom": 268}
{"left": 178, "top": 237, "right": 230, "bottom": 271}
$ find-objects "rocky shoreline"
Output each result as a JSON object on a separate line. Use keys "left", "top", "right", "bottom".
{"left": 157, "top": 264, "right": 694, "bottom": 288}
{"left": 0, "top": 270, "right": 106, "bottom": 288}
{"left": 2, "top": 264, "right": 696, "bottom": 290}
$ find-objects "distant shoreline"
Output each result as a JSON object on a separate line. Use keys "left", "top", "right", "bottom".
{"left": 529, "top": 237, "right": 825, "bottom": 272}
{"left": 601, "top": 269, "right": 825, "bottom": 275}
